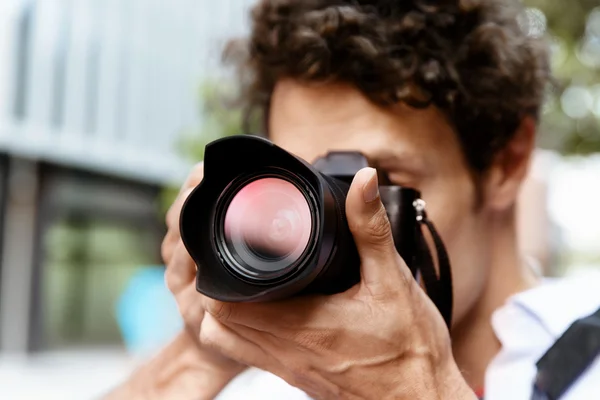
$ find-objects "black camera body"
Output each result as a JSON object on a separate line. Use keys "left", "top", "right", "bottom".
{"left": 180, "top": 135, "right": 422, "bottom": 302}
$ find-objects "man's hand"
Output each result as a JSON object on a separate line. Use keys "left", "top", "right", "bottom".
{"left": 199, "top": 168, "right": 477, "bottom": 400}
{"left": 162, "top": 163, "right": 244, "bottom": 384}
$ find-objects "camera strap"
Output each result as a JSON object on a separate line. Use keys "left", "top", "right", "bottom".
{"left": 530, "top": 306, "right": 600, "bottom": 400}
{"left": 412, "top": 199, "right": 453, "bottom": 329}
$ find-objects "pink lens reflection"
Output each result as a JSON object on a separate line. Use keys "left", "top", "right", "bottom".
{"left": 224, "top": 178, "right": 312, "bottom": 266}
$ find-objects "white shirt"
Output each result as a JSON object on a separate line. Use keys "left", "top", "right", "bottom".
{"left": 486, "top": 271, "right": 600, "bottom": 399}
{"left": 216, "top": 272, "right": 600, "bottom": 400}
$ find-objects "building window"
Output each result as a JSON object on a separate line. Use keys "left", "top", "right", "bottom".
{"left": 30, "top": 165, "right": 164, "bottom": 351}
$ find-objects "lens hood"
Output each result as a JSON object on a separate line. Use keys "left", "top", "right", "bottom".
{"left": 180, "top": 135, "right": 348, "bottom": 302}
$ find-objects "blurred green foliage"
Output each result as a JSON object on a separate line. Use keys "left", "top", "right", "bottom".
{"left": 177, "top": 84, "right": 247, "bottom": 161}
{"left": 524, "top": 1, "right": 600, "bottom": 154}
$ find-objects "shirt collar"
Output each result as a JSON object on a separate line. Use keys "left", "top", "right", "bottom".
{"left": 494, "top": 271, "right": 600, "bottom": 339}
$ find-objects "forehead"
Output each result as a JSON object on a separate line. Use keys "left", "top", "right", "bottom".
{"left": 267, "top": 80, "right": 461, "bottom": 170}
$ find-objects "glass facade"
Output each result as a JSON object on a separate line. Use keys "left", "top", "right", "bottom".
{"left": 32, "top": 166, "right": 164, "bottom": 351}
{"left": 43, "top": 219, "right": 160, "bottom": 349}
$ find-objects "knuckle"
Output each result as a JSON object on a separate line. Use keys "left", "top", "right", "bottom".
{"left": 161, "top": 236, "right": 174, "bottom": 264}
{"left": 165, "top": 202, "right": 176, "bottom": 226}
{"left": 185, "top": 162, "right": 205, "bottom": 188}
{"left": 199, "top": 323, "right": 220, "bottom": 349}
{"left": 164, "top": 258, "right": 195, "bottom": 295}
{"left": 166, "top": 188, "right": 193, "bottom": 229}
{"left": 168, "top": 242, "right": 197, "bottom": 276}
{"left": 364, "top": 206, "right": 393, "bottom": 244}
{"left": 179, "top": 301, "right": 203, "bottom": 331}
{"left": 165, "top": 210, "right": 176, "bottom": 231}
{"left": 164, "top": 267, "right": 178, "bottom": 293}
{"left": 206, "top": 300, "right": 233, "bottom": 322}
{"left": 175, "top": 285, "right": 205, "bottom": 328}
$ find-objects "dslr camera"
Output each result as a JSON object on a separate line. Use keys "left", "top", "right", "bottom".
{"left": 180, "top": 135, "right": 452, "bottom": 326}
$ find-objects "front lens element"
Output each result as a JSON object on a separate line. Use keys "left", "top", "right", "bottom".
{"left": 223, "top": 178, "right": 312, "bottom": 278}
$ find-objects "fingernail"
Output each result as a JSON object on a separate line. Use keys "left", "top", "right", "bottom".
{"left": 362, "top": 168, "right": 379, "bottom": 203}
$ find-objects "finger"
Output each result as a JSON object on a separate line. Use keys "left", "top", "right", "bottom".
{"left": 162, "top": 187, "right": 194, "bottom": 266}
{"left": 214, "top": 320, "right": 339, "bottom": 399}
{"left": 160, "top": 234, "right": 175, "bottom": 265}
{"left": 175, "top": 284, "right": 206, "bottom": 334}
{"left": 203, "top": 295, "right": 339, "bottom": 339}
{"left": 165, "top": 161, "right": 204, "bottom": 231}
{"left": 166, "top": 187, "right": 194, "bottom": 233}
{"left": 165, "top": 241, "right": 196, "bottom": 293}
{"left": 200, "top": 313, "right": 280, "bottom": 373}
{"left": 181, "top": 162, "right": 205, "bottom": 193}
{"left": 346, "top": 167, "right": 408, "bottom": 288}
{"left": 161, "top": 226, "right": 183, "bottom": 265}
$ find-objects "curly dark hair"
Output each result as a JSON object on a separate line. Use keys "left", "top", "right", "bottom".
{"left": 225, "top": 0, "right": 551, "bottom": 172}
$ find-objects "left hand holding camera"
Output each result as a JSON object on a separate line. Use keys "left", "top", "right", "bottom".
{"left": 201, "top": 168, "right": 477, "bottom": 400}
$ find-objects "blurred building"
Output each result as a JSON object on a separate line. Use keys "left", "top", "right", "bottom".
{"left": 1, "top": 0, "right": 599, "bottom": 361}
{"left": 0, "top": 0, "right": 253, "bottom": 355}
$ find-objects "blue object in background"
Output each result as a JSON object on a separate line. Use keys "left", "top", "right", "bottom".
{"left": 116, "top": 266, "right": 183, "bottom": 357}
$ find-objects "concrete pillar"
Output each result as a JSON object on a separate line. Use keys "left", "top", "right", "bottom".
{"left": 0, "top": 157, "right": 39, "bottom": 353}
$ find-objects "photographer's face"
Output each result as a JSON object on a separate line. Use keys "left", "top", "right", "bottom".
{"left": 268, "top": 80, "right": 494, "bottom": 328}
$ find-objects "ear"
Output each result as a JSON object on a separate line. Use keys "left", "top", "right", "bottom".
{"left": 483, "top": 117, "right": 536, "bottom": 211}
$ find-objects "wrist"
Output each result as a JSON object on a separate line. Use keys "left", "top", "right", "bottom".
{"left": 104, "top": 331, "right": 244, "bottom": 400}
{"left": 384, "top": 355, "right": 476, "bottom": 400}
{"left": 432, "top": 358, "right": 478, "bottom": 400}
{"left": 152, "top": 332, "right": 243, "bottom": 399}
{"left": 184, "top": 323, "right": 246, "bottom": 379}
{"left": 415, "top": 357, "right": 477, "bottom": 400}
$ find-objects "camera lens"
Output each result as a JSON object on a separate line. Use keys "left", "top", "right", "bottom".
{"left": 222, "top": 177, "right": 313, "bottom": 280}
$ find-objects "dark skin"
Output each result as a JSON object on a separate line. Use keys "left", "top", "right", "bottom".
{"left": 106, "top": 79, "right": 539, "bottom": 399}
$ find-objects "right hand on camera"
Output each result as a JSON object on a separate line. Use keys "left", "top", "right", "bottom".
{"left": 162, "top": 162, "right": 245, "bottom": 374}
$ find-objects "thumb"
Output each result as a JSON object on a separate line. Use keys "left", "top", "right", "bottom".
{"left": 346, "top": 167, "right": 401, "bottom": 288}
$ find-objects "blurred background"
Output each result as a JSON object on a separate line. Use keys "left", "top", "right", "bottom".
{"left": 0, "top": 0, "right": 598, "bottom": 399}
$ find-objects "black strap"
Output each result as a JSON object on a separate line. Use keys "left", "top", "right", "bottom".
{"left": 422, "top": 219, "right": 453, "bottom": 329}
{"left": 531, "top": 307, "right": 600, "bottom": 400}
{"left": 415, "top": 228, "right": 440, "bottom": 304}
{"left": 414, "top": 207, "right": 453, "bottom": 329}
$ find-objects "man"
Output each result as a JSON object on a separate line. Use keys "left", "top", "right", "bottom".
{"left": 106, "top": 1, "right": 600, "bottom": 399}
